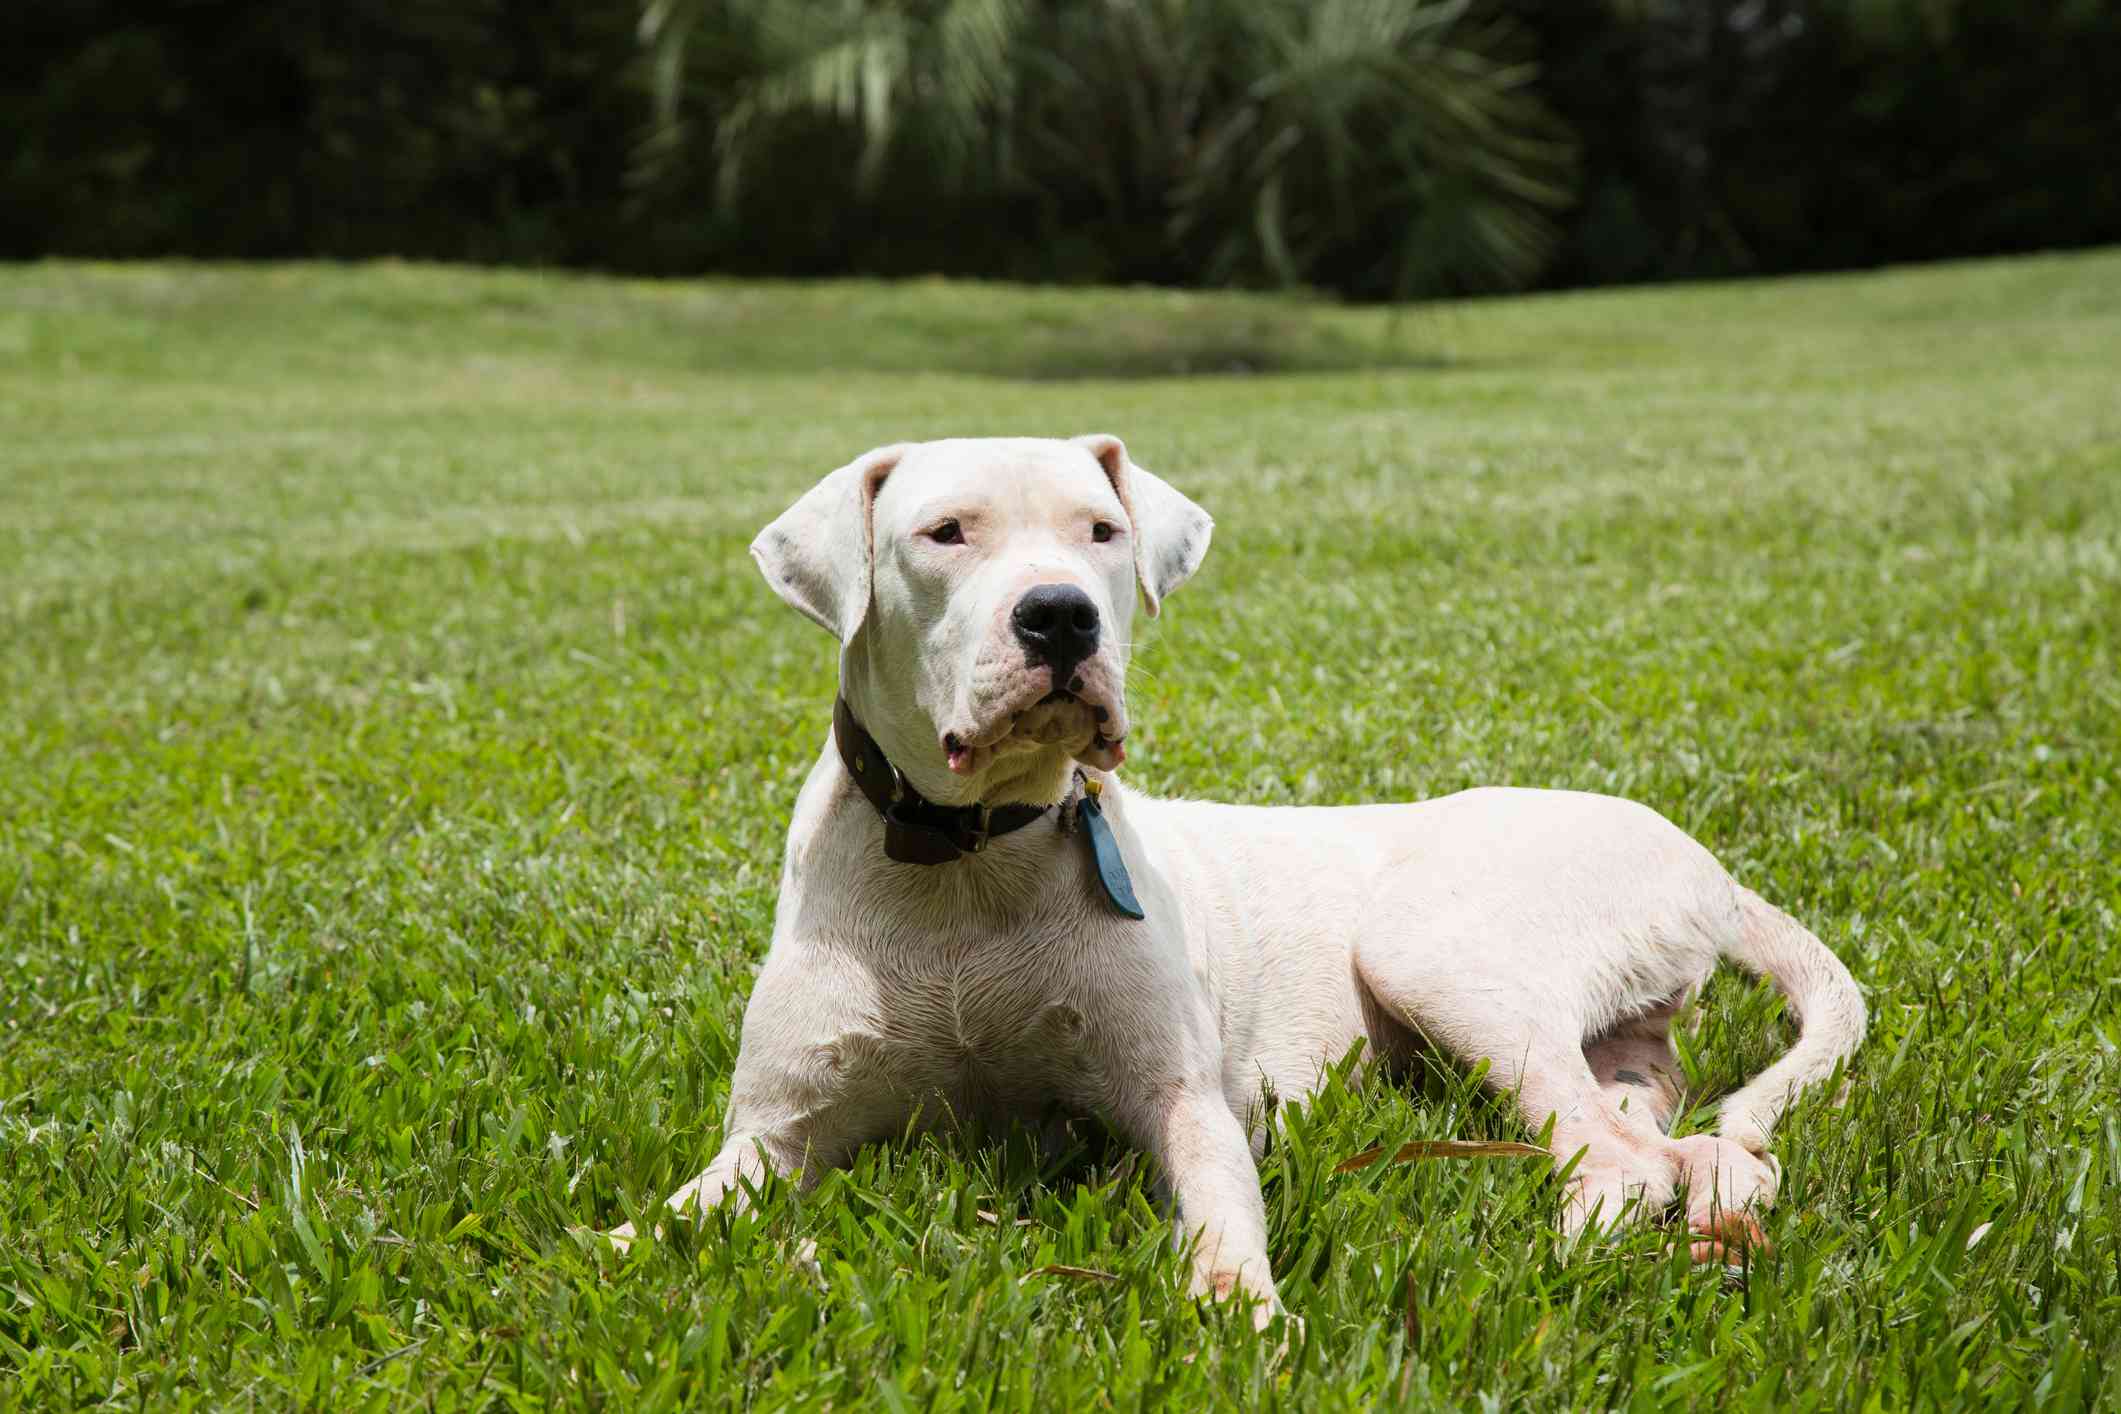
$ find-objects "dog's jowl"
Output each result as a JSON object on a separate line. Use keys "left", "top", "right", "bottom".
{"left": 613, "top": 435, "right": 1866, "bottom": 1327}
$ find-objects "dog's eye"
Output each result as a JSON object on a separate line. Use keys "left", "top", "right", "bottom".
{"left": 927, "top": 520, "right": 964, "bottom": 546}
{"left": 1091, "top": 521, "right": 1117, "bottom": 544}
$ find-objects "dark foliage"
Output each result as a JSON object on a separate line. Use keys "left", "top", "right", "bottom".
{"left": 5, "top": 0, "right": 2117, "bottom": 296}
{"left": 2, "top": 0, "right": 647, "bottom": 265}
{"left": 1519, "top": 0, "right": 2121, "bottom": 288}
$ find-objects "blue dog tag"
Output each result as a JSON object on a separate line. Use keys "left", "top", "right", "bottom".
{"left": 1077, "top": 783, "right": 1144, "bottom": 920}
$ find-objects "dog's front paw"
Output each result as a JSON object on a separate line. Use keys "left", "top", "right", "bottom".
{"left": 1195, "top": 1267, "right": 1290, "bottom": 1336}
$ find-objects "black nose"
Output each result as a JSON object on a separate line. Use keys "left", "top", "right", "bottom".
{"left": 1011, "top": 584, "right": 1100, "bottom": 679}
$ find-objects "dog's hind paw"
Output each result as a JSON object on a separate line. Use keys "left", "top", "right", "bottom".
{"left": 1687, "top": 1210, "right": 1773, "bottom": 1265}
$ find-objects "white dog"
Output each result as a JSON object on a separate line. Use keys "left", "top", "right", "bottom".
{"left": 614, "top": 436, "right": 1865, "bottom": 1324}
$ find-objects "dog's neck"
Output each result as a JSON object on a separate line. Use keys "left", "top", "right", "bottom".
{"left": 824, "top": 700, "right": 1141, "bottom": 916}
{"left": 835, "top": 664, "right": 1078, "bottom": 811}
{"left": 961, "top": 748, "right": 1080, "bottom": 809}
{"left": 830, "top": 698, "right": 1075, "bottom": 807}
{"left": 830, "top": 697, "right": 1085, "bottom": 868}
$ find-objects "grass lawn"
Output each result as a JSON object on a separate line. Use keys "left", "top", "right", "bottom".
{"left": 3, "top": 251, "right": 2119, "bottom": 1409}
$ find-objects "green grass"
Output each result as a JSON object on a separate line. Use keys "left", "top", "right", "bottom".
{"left": 3, "top": 251, "right": 2119, "bottom": 1409}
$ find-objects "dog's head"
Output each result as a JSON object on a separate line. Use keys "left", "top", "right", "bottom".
{"left": 752, "top": 435, "right": 1212, "bottom": 806}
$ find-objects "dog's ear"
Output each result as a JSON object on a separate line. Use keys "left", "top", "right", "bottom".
{"left": 750, "top": 443, "right": 907, "bottom": 641}
{"left": 1075, "top": 434, "right": 1213, "bottom": 617}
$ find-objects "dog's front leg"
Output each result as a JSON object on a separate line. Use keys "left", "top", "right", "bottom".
{"left": 607, "top": 1126, "right": 797, "bottom": 1247}
{"left": 1146, "top": 1086, "right": 1282, "bottom": 1328}
{"left": 605, "top": 1118, "right": 810, "bottom": 1251}
{"left": 607, "top": 947, "right": 872, "bottom": 1252}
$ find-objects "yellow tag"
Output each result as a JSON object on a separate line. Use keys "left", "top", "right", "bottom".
{"left": 1084, "top": 777, "right": 1102, "bottom": 799}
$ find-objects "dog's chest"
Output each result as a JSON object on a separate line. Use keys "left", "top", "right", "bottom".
{"left": 846, "top": 927, "right": 1107, "bottom": 1123}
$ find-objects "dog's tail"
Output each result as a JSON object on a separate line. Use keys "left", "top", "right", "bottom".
{"left": 1714, "top": 887, "right": 1866, "bottom": 1154}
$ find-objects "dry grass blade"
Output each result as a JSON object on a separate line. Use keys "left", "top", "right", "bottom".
{"left": 1023, "top": 1264, "right": 1121, "bottom": 1284}
{"left": 976, "top": 1209, "right": 1034, "bottom": 1227}
{"left": 1397, "top": 1270, "right": 1420, "bottom": 1400}
{"left": 1402, "top": 1270, "right": 1420, "bottom": 1349}
{"left": 1334, "top": 1138, "right": 1546, "bottom": 1174}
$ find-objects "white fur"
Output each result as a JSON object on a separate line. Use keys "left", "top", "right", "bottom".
{"left": 614, "top": 437, "right": 1867, "bottom": 1324}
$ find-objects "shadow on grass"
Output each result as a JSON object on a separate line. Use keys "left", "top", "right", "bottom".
{"left": 666, "top": 283, "right": 1449, "bottom": 381}
{"left": 5, "top": 261, "right": 1455, "bottom": 384}
{"left": 966, "top": 308, "right": 1445, "bottom": 381}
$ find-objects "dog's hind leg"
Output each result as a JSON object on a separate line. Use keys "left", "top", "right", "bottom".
{"left": 1355, "top": 947, "right": 1782, "bottom": 1253}
{"left": 1352, "top": 939, "right": 1680, "bottom": 1238}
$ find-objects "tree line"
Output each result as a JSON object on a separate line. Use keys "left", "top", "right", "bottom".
{"left": 8, "top": 0, "right": 2117, "bottom": 299}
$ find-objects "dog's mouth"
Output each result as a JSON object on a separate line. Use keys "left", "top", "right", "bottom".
{"left": 942, "top": 687, "right": 1126, "bottom": 777}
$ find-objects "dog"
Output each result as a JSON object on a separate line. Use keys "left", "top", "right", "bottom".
{"left": 612, "top": 435, "right": 1866, "bottom": 1325}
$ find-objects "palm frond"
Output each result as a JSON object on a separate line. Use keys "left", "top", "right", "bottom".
{"left": 637, "top": 0, "right": 1025, "bottom": 210}
{"left": 635, "top": 0, "right": 1575, "bottom": 296}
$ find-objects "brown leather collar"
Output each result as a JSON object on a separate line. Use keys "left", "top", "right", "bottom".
{"left": 833, "top": 697, "right": 1053, "bottom": 865}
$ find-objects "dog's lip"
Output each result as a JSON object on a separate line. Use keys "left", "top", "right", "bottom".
{"left": 1030, "top": 688, "right": 1126, "bottom": 739}
{"left": 941, "top": 685, "right": 1127, "bottom": 774}
{"left": 959, "top": 687, "right": 1118, "bottom": 747}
